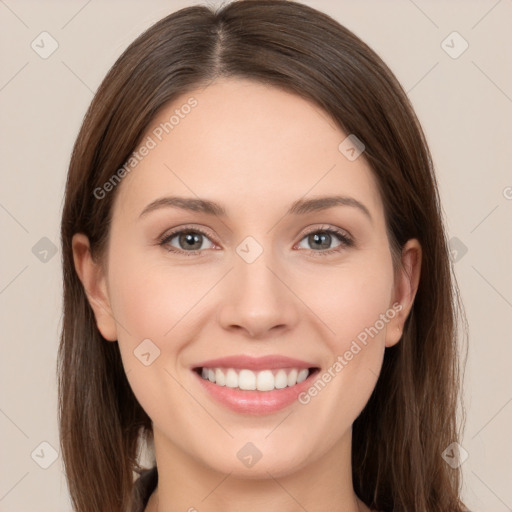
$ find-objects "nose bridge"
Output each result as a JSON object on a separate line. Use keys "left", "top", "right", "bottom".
{"left": 217, "top": 237, "right": 299, "bottom": 336}
{"left": 235, "top": 247, "right": 280, "bottom": 299}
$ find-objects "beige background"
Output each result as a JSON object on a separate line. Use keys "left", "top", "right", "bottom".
{"left": 0, "top": 0, "right": 511, "bottom": 510}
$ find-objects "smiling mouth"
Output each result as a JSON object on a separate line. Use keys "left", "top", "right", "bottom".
{"left": 194, "top": 367, "right": 319, "bottom": 392}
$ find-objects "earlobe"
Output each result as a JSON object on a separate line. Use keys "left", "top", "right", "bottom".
{"left": 71, "top": 233, "right": 118, "bottom": 342}
{"left": 385, "top": 239, "right": 422, "bottom": 348}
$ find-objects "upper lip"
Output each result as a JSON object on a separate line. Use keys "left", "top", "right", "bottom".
{"left": 193, "top": 355, "right": 318, "bottom": 371}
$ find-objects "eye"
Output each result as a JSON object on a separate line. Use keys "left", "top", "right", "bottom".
{"left": 159, "top": 227, "right": 216, "bottom": 254}
{"left": 158, "top": 225, "right": 353, "bottom": 256}
{"left": 296, "top": 226, "right": 353, "bottom": 254}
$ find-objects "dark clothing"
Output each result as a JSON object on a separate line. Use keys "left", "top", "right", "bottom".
{"left": 131, "top": 466, "right": 158, "bottom": 512}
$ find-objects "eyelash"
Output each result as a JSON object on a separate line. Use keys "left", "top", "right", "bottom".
{"left": 158, "top": 224, "right": 354, "bottom": 257}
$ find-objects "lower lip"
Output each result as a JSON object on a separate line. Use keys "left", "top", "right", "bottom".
{"left": 193, "top": 370, "right": 317, "bottom": 415}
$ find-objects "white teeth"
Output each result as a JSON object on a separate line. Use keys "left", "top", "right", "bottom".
{"left": 297, "top": 369, "right": 309, "bottom": 383}
{"left": 238, "top": 369, "right": 256, "bottom": 390}
{"left": 287, "top": 369, "right": 298, "bottom": 387}
{"left": 256, "top": 370, "right": 275, "bottom": 391}
{"left": 225, "top": 368, "right": 238, "bottom": 388}
{"left": 215, "top": 368, "right": 225, "bottom": 386}
{"left": 199, "top": 367, "right": 312, "bottom": 391}
{"left": 274, "top": 369, "right": 288, "bottom": 389}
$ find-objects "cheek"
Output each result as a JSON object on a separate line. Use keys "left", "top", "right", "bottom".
{"left": 108, "top": 250, "right": 212, "bottom": 342}
{"left": 265, "top": 259, "right": 396, "bottom": 466}
{"left": 106, "top": 253, "right": 202, "bottom": 428}
{"left": 306, "top": 255, "right": 395, "bottom": 349}
{"left": 106, "top": 250, "right": 217, "bottom": 406}
{"left": 297, "top": 253, "right": 394, "bottom": 415}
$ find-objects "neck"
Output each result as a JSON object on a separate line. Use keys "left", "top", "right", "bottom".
{"left": 148, "top": 427, "right": 367, "bottom": 512}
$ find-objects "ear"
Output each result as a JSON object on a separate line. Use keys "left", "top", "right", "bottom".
{"left": 72, "top": 233, "right": 118, "bottom": 342}
{"left": 385, "top": 238, "right": 422, "bottom": 348}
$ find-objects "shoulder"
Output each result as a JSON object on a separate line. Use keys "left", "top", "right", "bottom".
{"left": 130, "top": 466, "right": 158, "bottom": 512}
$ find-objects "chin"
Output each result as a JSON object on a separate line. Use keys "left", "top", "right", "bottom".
{"left": 196, "top": 438, "right": 316, "bottom": 480}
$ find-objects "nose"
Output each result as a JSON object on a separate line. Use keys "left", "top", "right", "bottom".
{"left": 217, "top": 250, "right": 300, "bottom": 339}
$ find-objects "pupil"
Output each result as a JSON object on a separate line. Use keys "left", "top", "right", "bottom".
{"left": 311, "top": 232, "right": 330, "bottom": 250}
{"left": 181, "top": 232, "right": 201, "bottom": 249}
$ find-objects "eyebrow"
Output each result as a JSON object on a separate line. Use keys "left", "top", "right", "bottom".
{"left": 138, "top": 195, "right": 373, "bottom": 223}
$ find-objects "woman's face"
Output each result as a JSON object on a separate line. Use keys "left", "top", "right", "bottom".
{"left": 77, "top": 78, "right": 419, "bottom": 478}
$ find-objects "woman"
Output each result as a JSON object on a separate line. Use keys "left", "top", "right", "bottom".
{"left": 58, "top": 1, "right": 468, "bottom": 511}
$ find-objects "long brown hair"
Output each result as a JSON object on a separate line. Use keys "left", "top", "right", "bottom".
{"left": 58, "top": 1, "right": 468, "bottom": 510}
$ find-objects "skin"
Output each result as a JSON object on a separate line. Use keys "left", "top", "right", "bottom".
{"left": 73, "top": 78, "right": 421, "bottom": 512}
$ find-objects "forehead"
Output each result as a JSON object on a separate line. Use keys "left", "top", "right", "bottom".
{"left": 112, "top": 78, "right": 384, "bottom": 223}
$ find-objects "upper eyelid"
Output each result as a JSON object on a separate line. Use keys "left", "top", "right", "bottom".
{"left": 301, "top": 224, "right": 351, "bottom": 237}
{"left": 160, "top": 225, "right": 216, "bottom": 242}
